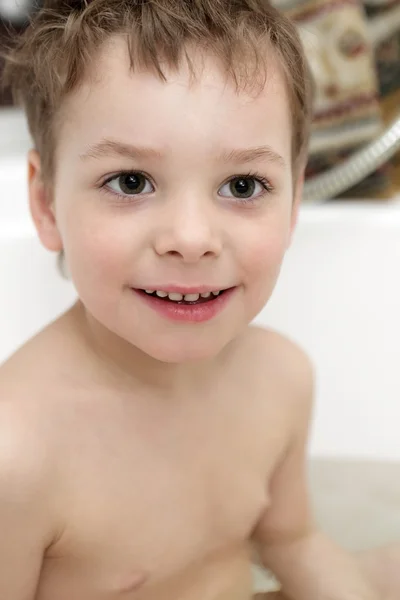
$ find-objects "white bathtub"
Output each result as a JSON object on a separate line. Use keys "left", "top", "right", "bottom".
{"left": 2, "top": 148, "right": 400, "bottom": 463}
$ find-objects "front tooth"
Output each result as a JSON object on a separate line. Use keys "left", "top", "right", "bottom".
{"left": 168, "top": 292, "right": 183, "bottom": 301}
{"left": 201, "top": 292, "right": 211, "bottom": 299}
{"left": 184, "top": 294, "right": 200, "bottom": 302}
{"left": 212, "top": 291, "right": 220, "bottom": 296}
{"left": 145, "top": 290, "right": 155, "bottom": 294}
{"left": 156, "top": 291, "right": 168, "bottom": 298}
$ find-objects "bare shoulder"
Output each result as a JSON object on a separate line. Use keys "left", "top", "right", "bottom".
{"left": 0, "top": 320, "right": 75, "bottom": 492}
{"left": 237, "top": 325, "right": 314, "bottom": 412}
{"left": 0, "top": 312, "right": 74, "bottom": 499}
{"left": 0, "top": 394, "right": 59, "bottom": 538}
{"left": 0, "top": 380, "right": 58, "bottom": 492}
{"left": 0, "top": 302, "right": 86, "bottom": 400}
{"left": 241, "top": 325, "right": 313, "bottom": 379}
{"left": 0, "top": 384, "right": 63, "bottom": 579}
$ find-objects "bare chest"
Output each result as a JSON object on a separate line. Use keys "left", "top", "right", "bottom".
{"left": 63, "top": 427, "right": 268, "bottom": 556}
{"left": 41, "top": 396, "right": 280, "bottom": 598}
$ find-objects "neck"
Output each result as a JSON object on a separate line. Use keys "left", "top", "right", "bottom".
{"left": 68, "top": 299, "right": 230, "bottom": 396}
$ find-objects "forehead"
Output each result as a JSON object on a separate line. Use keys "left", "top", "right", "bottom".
{"left": 59, "top": 37, "right": 292, "bottom": 164}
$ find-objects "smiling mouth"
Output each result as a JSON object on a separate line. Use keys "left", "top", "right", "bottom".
{"left": 137, "top": 289, "right": 230, "bottom": 305}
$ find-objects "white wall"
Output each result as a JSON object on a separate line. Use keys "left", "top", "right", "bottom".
{"left": 1, "top": 142, "right": 400, "bottom": 461}
{"left": 254, "top": 203, "right": 400, "bottom": 460}
{"left": 0, "top": 108, "right": 31, "bottom": 156}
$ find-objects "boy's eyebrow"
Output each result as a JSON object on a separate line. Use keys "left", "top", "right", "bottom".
{"left": 79, "top": 138, "right": 286, "bottom": 168}
{"left": 79, "top": 139, "right": 164, "bottom": 161}
{"left": 220, "top": 146, "right": 286, "bottom": 168}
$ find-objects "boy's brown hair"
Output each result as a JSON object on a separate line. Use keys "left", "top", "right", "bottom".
{"left": 2, "top": 0, "right": 313, "bottom": 177}
{"left": 2, "top": 0, "right": 313, "bottom": 276}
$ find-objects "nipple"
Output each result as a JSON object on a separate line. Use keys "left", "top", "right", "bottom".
{"left": 113, "top": 571, "right": 148, "bottom": 594}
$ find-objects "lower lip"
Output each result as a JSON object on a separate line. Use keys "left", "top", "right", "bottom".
{"left": 132, "top": 288, "right": 237, "bottom": 323}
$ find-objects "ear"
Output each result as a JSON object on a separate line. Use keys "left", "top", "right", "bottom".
{"left": 28, "top": 150, "right": 63, "bottom": 253}
{"left": 287, "top": 171, "right": 304, "bottom": 248}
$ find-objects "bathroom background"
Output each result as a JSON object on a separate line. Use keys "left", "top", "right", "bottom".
{"left": 1, "top": 0, "right": 400, "bottom": 197}
{"left": 0, "top": 0, "right": 30, "bottom": 106}
{"left": 1, "top": 0, "right": 400, "bottom": 585}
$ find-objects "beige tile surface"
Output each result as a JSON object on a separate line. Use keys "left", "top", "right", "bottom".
{"left": 254, "top": 459, "right": 400, "bottom": 592}
{"left": 309, "top": 459, "right": 400, "bottom": 551}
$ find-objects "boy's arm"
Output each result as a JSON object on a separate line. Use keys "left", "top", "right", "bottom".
{"left": 252, "top": 347, "right": 378, "bottom": 600}
{"left": 0, "top": 401, "right": 59, "bottom": 599}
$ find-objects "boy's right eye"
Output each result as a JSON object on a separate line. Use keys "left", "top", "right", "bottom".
{"left": 104, "top": 171, "right": 155, "bottom": 197}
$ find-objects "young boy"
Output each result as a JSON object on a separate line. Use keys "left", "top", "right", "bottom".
{"left": 1, "top": 1, "right": 399, "bottom": 599}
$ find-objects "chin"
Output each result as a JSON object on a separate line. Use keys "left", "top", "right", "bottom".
{"left": 138, "top": 333, "right": 234, "bottom": 364}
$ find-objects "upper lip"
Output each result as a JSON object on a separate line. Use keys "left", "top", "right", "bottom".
{"left": 134, "top": 286, "right": 233, "bottom": 294}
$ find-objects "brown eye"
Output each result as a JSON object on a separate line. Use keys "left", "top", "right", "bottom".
{"left": 106, "top": 172, "right": 154, "bottom": 196}
{"left": 220, "top": 175, "right": 269, "bottom": 201}
{"left": 119, "top": 173, "right": 147, "bottom": 194}
{"left": 229, "top": 177, "right": 256, "bottom": 199}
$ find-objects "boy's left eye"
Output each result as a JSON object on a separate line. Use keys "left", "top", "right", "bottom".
{"left": 219, "top": 175, "right": 272, "bottom": 200}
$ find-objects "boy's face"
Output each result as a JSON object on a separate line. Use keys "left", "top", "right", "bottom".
{"left": 30, "top": 38, "right": 302, "bottom": 364}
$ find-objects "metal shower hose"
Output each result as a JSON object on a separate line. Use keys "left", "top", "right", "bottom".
{"left": 303, "top": 115, "right": 400, "bottom": 203}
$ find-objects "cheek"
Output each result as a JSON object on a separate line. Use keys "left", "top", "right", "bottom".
{"left": 246, "top": 237, "right": 287, "bottom": 307}
{"left": 242, "top": 213, "right": 291, "bottom": 281}
{"left": 238, "top": 209, "right": 292, "bottom": 314}
{"left": 61, "top": 201, "right": 132, "bottom": 285}
{"left": 247, "top": 234, "right": 286, "bottom": 275}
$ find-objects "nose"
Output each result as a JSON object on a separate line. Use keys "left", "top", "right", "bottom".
{"left": 153, "top": 195, "right": 222, "bottom": 263}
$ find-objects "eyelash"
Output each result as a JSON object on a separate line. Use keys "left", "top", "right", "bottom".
{"left": 99, "top": 169, "right": 274, "bottom": 203}
{"left": 240, "top": 171, "right": 274, "bottom": 197}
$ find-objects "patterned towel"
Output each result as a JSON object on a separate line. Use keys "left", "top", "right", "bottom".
{"left": 274, "top": 0, "right": 400, "bottom": 197}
